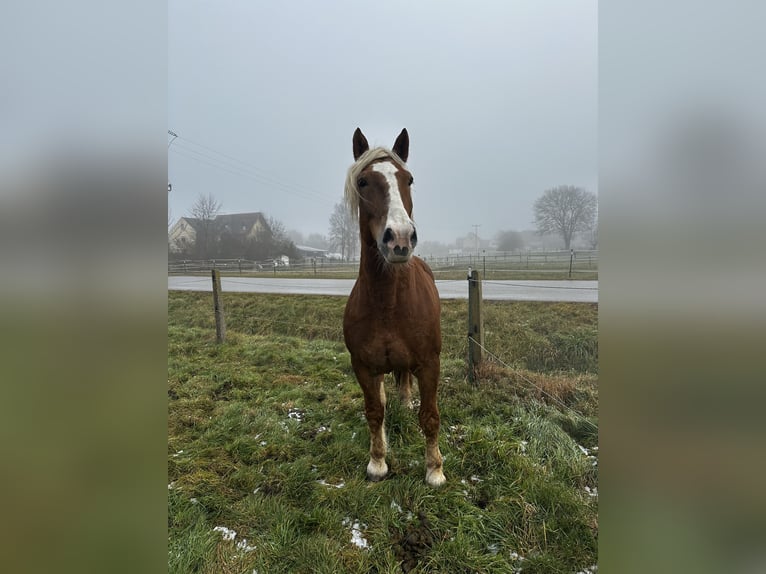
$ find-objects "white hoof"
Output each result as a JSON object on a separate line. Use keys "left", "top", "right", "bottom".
{"left": 366, "top": 458, "right": 388, "bottom": 482}
{"left": 425, "top": 467, "right": 446, "bottom": 487}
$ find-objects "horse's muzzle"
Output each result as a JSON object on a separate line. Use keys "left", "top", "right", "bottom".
{"left": 380, "top": 225, "right": 417, "bottom": 264}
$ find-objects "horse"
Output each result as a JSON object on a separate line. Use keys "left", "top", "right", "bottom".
{"left": 342, "top": 127, "right": 445, "bottom": 487}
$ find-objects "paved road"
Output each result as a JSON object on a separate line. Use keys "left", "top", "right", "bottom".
{"left": 169, "top": 276, "right": 598, "bottom": 303}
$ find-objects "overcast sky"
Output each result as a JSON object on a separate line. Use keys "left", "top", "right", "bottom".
{"left": 169, "top": 0, "right": 597, "bottom": 244}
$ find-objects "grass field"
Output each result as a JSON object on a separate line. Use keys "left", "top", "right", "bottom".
{"left": 168, "top": 291, "right": 598, "bottom": 573}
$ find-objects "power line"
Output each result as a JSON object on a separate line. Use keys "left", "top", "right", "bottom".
{"left": 169, "top": 135, "right": 336, "bottom": 205}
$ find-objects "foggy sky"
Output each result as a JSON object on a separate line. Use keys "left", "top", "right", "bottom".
{"left": 168, "top": 0, "right": 597, "bottom": 244}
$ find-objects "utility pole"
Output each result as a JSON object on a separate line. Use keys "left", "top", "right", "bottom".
{"left": 168, "top": 130, "right": 178, "bottom": 193}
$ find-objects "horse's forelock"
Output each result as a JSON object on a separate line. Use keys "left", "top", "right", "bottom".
{"left": 344, "top": 147, "right": 407, "bottom": 222}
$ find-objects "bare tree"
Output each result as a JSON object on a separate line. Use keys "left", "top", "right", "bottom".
{"left": 267, "top": 216, "right": 297, "bottom": 259}
{"left": 267, "top": 216, "right": 288, "bottom": 244}
{"left": 533, "top": 185, "right": 597, "bottom": 250}
{"left": 328, "top": 202, "right": 357, "bottom": 261}
{"left": 306, "top": 232, "right": 330, "bottom": 250}
{"left": 189, "top": 192, "right": 222, "bottom": 258}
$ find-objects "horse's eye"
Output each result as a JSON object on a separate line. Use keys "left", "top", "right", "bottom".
{"left": 358, "top": 177, "right": 367, "bottom": 188}
{"left": 408, "top": 176, "right": 414, "bottom": 185}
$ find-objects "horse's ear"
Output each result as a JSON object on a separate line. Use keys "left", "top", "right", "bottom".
{"left": 392, "top": 128, "right": 409, "bottom": 162}
{"left": 353, "top": 128, "right": 369, "bottom": 160}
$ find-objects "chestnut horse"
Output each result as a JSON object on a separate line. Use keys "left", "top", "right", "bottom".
{"left": 342, "top": 128, "right": 445, "bottom": 487}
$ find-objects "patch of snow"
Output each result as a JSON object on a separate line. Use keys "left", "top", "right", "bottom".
{"left": 390, "top": 500, "right": 402, "bottom": 513}
{"left": 236, "top": 539, "right": 256, "bottom": 552}
{"left": 287, "top": 408, "right": 305, "bottom": 422}
{"left": 584, "top": 486, "right": 598, "bottom": 498}
{"left": 168, "top": 481, "right": 176, "bottom": 490}
{"left": 316, "top": 479, "right": 345, "bottom": 489}
{"left": 509, "top": 550, "right": 526, "bottom": 574}
{"left": 260, "top": 441, "right": 267, "bottom": 446}
{"left": 213, "top": 526, "right": 237, "bottom": 541}
{"left": 342, "top": 518, "right": 369, "bottom": 550}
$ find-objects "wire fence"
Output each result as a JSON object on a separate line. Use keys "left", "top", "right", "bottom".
{"left": 168, "top": 250, "right": 598, "bottom": 276}
{"left": 170, "top": 271, "right": 597, "bottom": 431}
{"left": 468, "top": 335, "right": 598, "bottom": 432}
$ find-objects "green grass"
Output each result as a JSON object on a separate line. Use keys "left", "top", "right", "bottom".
{"left": 168, "top": 291, "right": 598, "bottom": 573}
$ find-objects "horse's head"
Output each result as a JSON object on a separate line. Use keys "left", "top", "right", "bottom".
{"left": 347, "top": 128, "right": 417, "bottom": 265}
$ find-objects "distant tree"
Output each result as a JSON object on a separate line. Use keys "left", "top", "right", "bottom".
{"left": 189, "top": 192, "right": 222, "bottom": 258}
{"left": 328, "top": 202, "right": 357, "bottom": 260}
{"left": 306, "top": 232, "right": 330, "bottom": 250}
{"left": 287, "top": 229, "right": 305, "bottom": 246}
{"left": 587, "top": 224, "right": 598, "bottom": 250}
{"left": 268, "top": 216, "right": 288, "bottom": 244}
{"left": 495, "top": 230, "right": 524, "bottom": 252}
{"left": 267, "top": 216, "right": 298, "bottom": 259}
{"left": 533, "top": 185, "right": 597, "bottom": 250}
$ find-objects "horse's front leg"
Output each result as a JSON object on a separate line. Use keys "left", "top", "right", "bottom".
{"left": 356, "top": 367, "right": 388, "bottom": 481}
{"left": 416, "top": 361, "right": 446, "bottom": 487}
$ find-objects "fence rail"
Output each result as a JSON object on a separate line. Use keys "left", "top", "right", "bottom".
{"left": 168, "top": 250, "right": 598, "bottom": 275}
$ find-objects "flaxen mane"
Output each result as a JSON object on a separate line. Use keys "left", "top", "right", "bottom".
{"left": 344, "top": 147, "right": 407, "bottom": 222}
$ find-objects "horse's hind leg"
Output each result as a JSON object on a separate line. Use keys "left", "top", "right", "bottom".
{"left": 394, "top": 370, "right": 413, "bottom": 408}
{"left": 357, "top": 368, "right": 388, "bottom": 481}
{"left": 416, "top": 362, "right": 446, "bottom": 487}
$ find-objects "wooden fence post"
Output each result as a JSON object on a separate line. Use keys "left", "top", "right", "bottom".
{"left": 467, "top": 269, "right": 483, "bottom": 383}
{"left": 211, "top": 269, "right": 226, "bottom": 343}
{"left": 569, "top": 249, "right": 574, "bottom": 278}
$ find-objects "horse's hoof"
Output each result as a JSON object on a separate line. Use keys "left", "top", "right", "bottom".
{"left": 366, "top": 459, "right": 388, "bottom": 482}
{"left": 425, "top": 468, "right": 446, "bottom": 487}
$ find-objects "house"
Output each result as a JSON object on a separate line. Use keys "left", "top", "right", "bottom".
{"left": 168, "top": 217, "right": 202, "bottom": 253}
{"left": 168, "top": 212, "right": 270, "bottom": 254}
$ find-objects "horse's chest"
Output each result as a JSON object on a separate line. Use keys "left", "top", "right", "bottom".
{"left": 344, "top": 273, "right": 440, "bottom": 374}
{"left": 344, "top": 306, "right": 425, "bottom": 372}
{"left": 350, "top": 315, "right": 409, "bottom": 365}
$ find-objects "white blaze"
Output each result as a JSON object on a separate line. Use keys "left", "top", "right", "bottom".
{"left": 371, "top": 161, "right": 413, "bottom": 233}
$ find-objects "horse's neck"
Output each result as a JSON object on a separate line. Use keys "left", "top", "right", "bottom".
{"left": 358, "top": 241, "right": 410, "bottom": 293}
